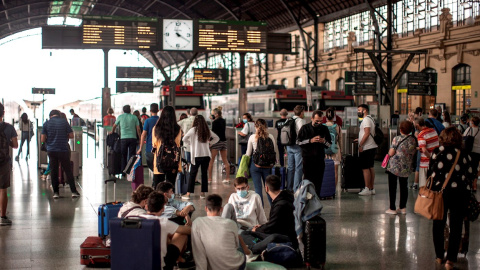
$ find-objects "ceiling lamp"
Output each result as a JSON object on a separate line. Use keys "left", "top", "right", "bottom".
{"left": 460, "top": 2, "right": 470, "bottom": 7}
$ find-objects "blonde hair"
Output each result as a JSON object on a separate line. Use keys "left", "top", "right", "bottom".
{"left": 255, "top": 119, "right": 269, "bottom": 139}
{"left": 213, "top": 106, "right": 222, "bottom": 117}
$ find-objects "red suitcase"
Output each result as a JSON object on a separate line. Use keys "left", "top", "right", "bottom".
{"left": 80, "top": 236, "right": 111, "bottom": 266}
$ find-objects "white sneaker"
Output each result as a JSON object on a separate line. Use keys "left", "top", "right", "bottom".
{"left": 371, "top": 189, "right": 376, "bottom": 195}
{"left": 358, "top": 187, "right": 372, "bottom": 196}
{"left": 222, "top": 179, "right": 230, "bottom": 184}
{"left": 397, "top": 208, "right": 407, "bottom": 215}
{"left": 385, "top": 209, "right": 397, "bottom": 215}
{"left": 181, "top": 195, "right": 190, "bottom": 200}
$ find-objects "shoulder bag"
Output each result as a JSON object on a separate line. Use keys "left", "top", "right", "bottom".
{"left": 239, "top": 122, "right": 252, "bottom": 145}
{"left": 382, "top": 135, "right": 411, "bottom": 169}
{"left": 414, "top": 150, "right": 461, "bottom": 220}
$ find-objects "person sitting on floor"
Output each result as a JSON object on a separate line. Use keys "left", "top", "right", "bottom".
{"left": 140, "top": 191, "right": 191, "bottom": 270}
{"left": 117, "top": 184, "right": 154, "bottom": 218}
{"left": 222, "top": 177, "right": 267, "bottom": 230}
{"left": 156, "top": 182, "right": 195, "bottom": 226}
{"left": 192, "top": 194, "right": 251, "bottom": 270}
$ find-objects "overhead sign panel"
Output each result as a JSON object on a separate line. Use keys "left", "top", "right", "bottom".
{"left": 193, "top": 68, "right": 228, "bottom": 81}
{"left": 42, "top": 26, "right": 83, "bottom": 49}
{"left": 193, "top": 82, "right": 227, "bottom": 94}
{"left": 345, "top": 71, "right": 377, "bottom": 95}
{"left": 193, "top": 68, "right": 228, "bottom": 94}
{"left": 195, "top": 20, "right": 267, "bottom": 52}
{"left": 407, "top": 72, "right": 437, "bottom": 96}
{"left": 32, "top": 88, "right": 55, "bottom": 94}
{"left": 82, "top": 16, "right": 159, "bottom": 50}
{"left": 408, "top": 72, "right": 437, "bottom": 84}
{"left": 116, "top": 67, "right": 154, "bottom": 79}
{"left": 345, "top": 71, "right": 377, "bottom": 83}
{"left": 116, "top": 81, "right": 153, "bottom": 93}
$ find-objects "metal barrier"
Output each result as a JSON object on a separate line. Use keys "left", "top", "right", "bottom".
{"left": 37, "top": 127, "right": 48, "bottom": 169}
{"left": 69, "top": 126, "right": 83, "bottom": 167}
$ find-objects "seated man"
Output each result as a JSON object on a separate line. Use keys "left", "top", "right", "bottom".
{"left": 241, "top": 175, "right": 297, "bottom": 253}
{"left": 140, "top": 191, "right": 191, "bottom": 270}
{"left": 192, "top": 194, "right": 251, "bottom": 270}
{"left": 156, "top": 182, "right": 195, "bottom": 225}
{"left": 117, "top": 185, "right": 153, "bottom": 218}
{"left": 222, "top": 177, "right": 267, "bottom": 229}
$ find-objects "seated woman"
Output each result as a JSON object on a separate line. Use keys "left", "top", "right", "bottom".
{"left": 117, "top": 184, "right": 154, "bottom": 218}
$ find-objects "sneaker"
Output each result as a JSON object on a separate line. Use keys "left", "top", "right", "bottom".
{"left": 385, "top": 209, "right": 397, "bottom": 215}
{"left": 358, "top": 187, "right": 372, "bottom": 196}
{"left": 222, "top": 179, "right": 230, "bottom": 184}
{"left": 181, "top": 195, "right": 190, "bottom": 200}
{"left": 397, "top": 208, "right": 407, "bottom": 215}
{"left": 370, "top": 189, "right": 376, "bottom": 195}
{"left": 0, "top": 217, "right": 12, "bottom": 226}
{"left": 53, "top": 192, "right": 60, "bottom": 199}
{"left": 71, "top": 191, "right": 81, "bottom": 198}
{"left": 200, "top": 193, "right": 206, "bottom": 199}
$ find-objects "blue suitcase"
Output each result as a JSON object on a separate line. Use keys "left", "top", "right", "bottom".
{"left": 98, "top": 179, "right": 123, "bottom": 238}
{"left": 175, "top": 170, "right": 189, "bottom": 195}
{"left": 110, "top": 217, "right": 161, "bottom": 270}
{"left": 272, "top": 166, "right": 286, "bottom": 190}
{"left": 320, "top": 159, "right": 336, "bottom": 199}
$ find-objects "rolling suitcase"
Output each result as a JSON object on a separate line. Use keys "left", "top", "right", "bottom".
{"left": 176, "top": 165, "right": 189, "bottom": 195}
{"left": 303, "top": 215, "right": 326, "bottom": 269}
{"left": 320, "top": 159, "right": 336, "bottom": 199}
{"left": 108, "top": 150, "right": 122, "bottom": 176}
{"left": 341, "top": 143, "right": 365, "bottom": 192}
{"left": 110, "top": 217, "right": 161, "bottom": 270}
{"left": 80, "top": 236, "right": 110, "bottom": 266}
{"left": 98, "top": 179, "right": 123, "bottom": 238}
{"left": 272, "top": 166, "right": 287, "bottom": 190}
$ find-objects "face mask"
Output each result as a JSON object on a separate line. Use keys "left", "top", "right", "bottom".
{"left": 357, "top": 112, "right": 364, "bottom": 118}
{"left": 237, "top": 190, "right": 248, "bottom": 198}
{"left": 211, "top": 115, "right": 215, "bottom": 120}
{"left": 168, "top": 194, "right": 174, "bottom": 202}
{"left": 243, "top": 119, "right": 248, "bottom": 123}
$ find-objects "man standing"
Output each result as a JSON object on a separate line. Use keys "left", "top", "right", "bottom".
{"left": 178, "top": 107, "right": 197, "bottom": 164}
{"left": 286, "top": 105, "right": 306, "bottom": 192}
{"left": 274, "top": 109, "right": 288, "bottom": 167}
{"left": 41, "top": 110, "right": 80, "bottom": 199}
{"left": 426, "top": 109, "right": 445, "bottom": 135}
{"left": 192, "top": 194, "right": 250, "bottom": 270}
{"left": 69, "top": 109, "right": 83, "bottom": 126}
{"left": 415, "top": 118, "right": 439, "bottom": 187}
{"left": 356, "top": 104, "right": 378, "bottom": 196}
{"left": 111, "top": 105, "right": 141, "bottom": 174}
{"left": 137, "top": 103, "right": 159, "bottom": 174}
{"left": 0, "top": 103, "right": 18, "bottom": 225}
{"left": 297, "top": 110, "right": 332, "bottom": 196}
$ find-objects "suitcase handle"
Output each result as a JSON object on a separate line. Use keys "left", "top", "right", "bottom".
{"left": 105, "top": 178, "right": 117, "bottom": 204}
{"left": 121, "top": 219, "right": 143, "bottom": 229}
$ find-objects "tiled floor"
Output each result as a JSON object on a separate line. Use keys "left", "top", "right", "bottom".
{"left": 1, "top": 135, "right": 479, "bottom": 269}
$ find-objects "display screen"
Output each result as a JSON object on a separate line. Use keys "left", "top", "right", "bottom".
{"left": 195, "top": 20, "right": 267, "bottom": 52}
{"left": 82, "top": 16, "right": 159, "bottom": 50}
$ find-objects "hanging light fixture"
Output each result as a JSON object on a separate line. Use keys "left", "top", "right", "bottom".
{"left": 460, "top": 1, "right": 470, "bottom": 8}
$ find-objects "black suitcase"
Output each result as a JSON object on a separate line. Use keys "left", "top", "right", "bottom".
{"left": 341, "top": 144, "right": 365, "bottom": 192}
{"left": 108, "top": 150, "right": 122, "bottom": 176}
{"left": 303, "top": 215, "right": 326, "bottom": 269}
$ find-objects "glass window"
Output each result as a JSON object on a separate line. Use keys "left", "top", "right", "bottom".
{"left": 271, "top": 79, "right": 278, "bottom": 85}
{"left": 294, "top": 77, "right": 302, "bottom": 88}
{"left": 452, "top": 64, "right": 472, "bottom": 115}
{"left": 281, "top": 78, "right": 288, "bottom": 88}
{"left": 453, "top": 64, "right": 471, "bottom": 85}
{"left": 322, "top": 79, "right": 330, "bottom": 91}
{"left": 336, "top": 78, "right": 345, "bottom": 92}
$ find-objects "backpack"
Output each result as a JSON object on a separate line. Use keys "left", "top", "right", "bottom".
{"left": 425, "top": 118, "right": 445, "bottom": 136}
{"left": 106, "top": 133, "right": 120, "bottom": 152}
{"left": 261, "top": 242, "right": 301, "bottom": 268}
{"left": 323, "top": 123, "right": 338, "bottom": 155}
{"left": 280, "top": 118, "right": 297, "bottom": 146}
{"left": 367, "top": 116, "right": 384, "bottom": 146}
{"left": 253, "top": 137, "right": 276, "bottom": 167}
{"left": 156, "top": 141, "right": 181, "bottom": 173}
{"left": 0, "top": 123, "right": 11, "bottom": 165}
{"left": 463, "top": 127, "right": 479, "bottom": 153}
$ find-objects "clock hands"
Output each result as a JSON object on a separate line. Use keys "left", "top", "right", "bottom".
{"left": 175, "top": 32, "right": 190, "bottom": 43}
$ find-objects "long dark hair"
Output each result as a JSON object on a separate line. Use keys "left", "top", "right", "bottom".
{"left": 192, "top": 115, "right": 210, "bottom": 143}
{"left": 154, "top": 106, "right": 180, "bottom": 143}
{"left": 21, "top": 113, "right": 29, "bottom": 124}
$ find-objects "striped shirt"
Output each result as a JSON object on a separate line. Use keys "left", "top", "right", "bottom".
{"left": 42, "top": 117, "right": 73, "bottom": 152}
{"left": 417, "top": 128, "right": 439, "bottom": 168}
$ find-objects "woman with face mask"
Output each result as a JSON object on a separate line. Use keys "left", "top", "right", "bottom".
{"left": 238, "top": 113, "right": 256, "bottom": 155}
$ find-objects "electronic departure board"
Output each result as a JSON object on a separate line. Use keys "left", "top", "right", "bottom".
{"left": 82, "top": 16, "right": 159, "bottom": 50}
{"left": 195, "top": 20, "right": 267, "bottom": 52}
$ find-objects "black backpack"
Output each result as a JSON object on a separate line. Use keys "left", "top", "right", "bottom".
{"left": 280, "top": 118, "right": 297, "bottom": 146}
{"left": 0, "top": 123, "right": 11, "bottom": 165}
{"left": 156, "top": 141, "right": 181, "bottom": 173}
{"left": 463, "top": 127, "right": 479, "bottom": 153}
{"left": 253, "top": 137, "right": 276, "bottom": 167}
{"left": 367, "top": 116, "right": 384, "bottom": 145}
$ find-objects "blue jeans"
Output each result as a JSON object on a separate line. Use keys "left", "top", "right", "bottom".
{"left": 250, "top": 163, "right": 272, "bottom": 206}
{"left": 287, "top": 145, "right": 303, "bottom": 192}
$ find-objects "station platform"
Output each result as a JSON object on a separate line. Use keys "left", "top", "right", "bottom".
{"left": 1, "top": 134, "right": 479, "bottom": 269}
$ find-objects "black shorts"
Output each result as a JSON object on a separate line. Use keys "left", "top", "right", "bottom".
{"left": 359, "top": 148, "right": 376, "bottom": 169}
{"left": 0, "top": 162, "right": 12, "bottom": 189}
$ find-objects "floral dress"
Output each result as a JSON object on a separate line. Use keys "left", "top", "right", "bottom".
{"left": 386, "top": 134, "right": 417, "bottom": 178}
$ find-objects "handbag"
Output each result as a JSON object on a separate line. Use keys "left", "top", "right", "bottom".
{"left": 467, "top": 191, "right": 480, "bottom": 222}
{"left": 239, "top": 123, "right": 252, "bottom": 145}
{"left": 382, "top": 135, "right": 411, "bottom": 169}
{"left": 414, "top": 150, "right": 461, "bottom": 220}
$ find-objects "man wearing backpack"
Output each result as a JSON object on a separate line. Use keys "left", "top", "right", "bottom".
{"left": 355, "top": 104, "right": 378, "bottom": 196}
{"left": 297, "top": 110, "right": 332, "bottom": 197}
{"left": 0, "top": 103, "right": 18, "bottom": 225}
{"left": 274, "top": 109, "right": 288, "bottom": 167}
{"left": 285, "top": 105, "right": 306, "bottom": 192}
{"left": 425, "top": 109, "right": 445, "bottom": 136}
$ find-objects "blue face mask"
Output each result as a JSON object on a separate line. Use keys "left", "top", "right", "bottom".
{"left": 168, "top": 193, "right": 175, "bottom": 202}
{"left": 243, "top": 119, "right": 248, "bottom": 123}
{"left": 237, "top": 190, "right": 248, "bottom": 198}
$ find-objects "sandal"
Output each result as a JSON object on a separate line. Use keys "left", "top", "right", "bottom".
{"left": 445, "top": 261, "right": 454, "bottom": 270}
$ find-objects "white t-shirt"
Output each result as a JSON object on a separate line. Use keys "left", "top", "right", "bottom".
{"left": 228, "top": 190, "right": 267, "bottom": 228}
{"left": 359, "top": 116, "right": 377, "bottom": 151}
{"left": 464, "top": 126, "right": 480, "bottom": 154}
{"left": 140, "top": 214, "right": 179, "bottom": 269}
{"left": 241, "top": 122, "right": 256, "bottom": 135}
{"left": 117, "top": 201, "right": 146, "bottom": 218}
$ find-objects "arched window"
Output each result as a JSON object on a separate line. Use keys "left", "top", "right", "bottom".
{"left": 294, "top": 77, "right": 302, "bottom": 88}
{"left": 322, "top": 79, "right": 330, "bottom": 91}
{"left": 281, "top": 78, "right": 288, "bottom": 88}
{"left": 452, "top": 64, "right": 472, "bottom": 115}
{"left": 336, "top": 78, "right": 345, "bottom": 92}
{"left": 271, "top": 79, "right": 278, "bottom": 85}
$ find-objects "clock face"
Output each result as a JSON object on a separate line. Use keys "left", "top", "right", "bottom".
{"left": 163, "top": 19, "right": 194, "bottom": 51}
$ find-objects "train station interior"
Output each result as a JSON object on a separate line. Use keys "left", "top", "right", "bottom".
{"left": 1, "top": 0, "right": 480, "bottom": 269}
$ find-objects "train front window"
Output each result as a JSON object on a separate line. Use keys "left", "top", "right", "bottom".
{"left": 278, "top": 100, "right": 307, "bottom": 111}
{"left": 321, "top": 99, "right": 354, "bottom": 111}
{"left": 175, "top": 96, "right": 203, "bottom": 109}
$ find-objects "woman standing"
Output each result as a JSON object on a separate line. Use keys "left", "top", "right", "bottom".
{"left": 103, "top": 107, "right": 116, "bottom": 126}
{"left": 442, "top": 110, "right": 452, "bottom": 128}
{"left": 464, "top": 116, "right": 480, "bottom": 191}
{"left": 324, "top": 108, "right": 342, "bottom": 186}
{"left": 208, "top": 107, "right": 231, "bottom": 183}
{"left": 385, "top": 121, "right": 417, "bottom": 215}
{"left": 182, "top": 115, "right": 219, "bottom": 199}
{"left": 15, "top": 113, "right": 33, "bottom": 161}
{"left": 152, "top": 106, "right": 182, "bottom": 189}
{"left": 238, "top": 113, "right": 255, "bottom": 155}
{"left": 246, "top": 119, "right": 278, "bottom": 206}
{"left": 429, "top": 127, "right": 477, "bottom": 269}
